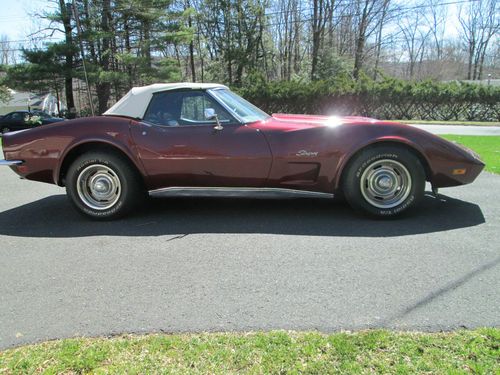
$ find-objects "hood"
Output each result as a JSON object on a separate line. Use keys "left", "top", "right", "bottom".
{"left": 272, "top": 113, "right": 378, "bottom": 124}
{"left": 264, "top": 113, "right": 391, "bottom": 132}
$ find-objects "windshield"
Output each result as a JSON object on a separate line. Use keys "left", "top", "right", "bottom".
{"left": 209, "top": 89, "right": 270, "bottom": 123}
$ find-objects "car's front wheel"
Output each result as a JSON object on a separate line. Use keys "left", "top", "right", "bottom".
{"left": 342, "top": 146, "right": 425, "bottom": 217}
{"left": 66, "top": 152, "right": 143, "bottom": 220}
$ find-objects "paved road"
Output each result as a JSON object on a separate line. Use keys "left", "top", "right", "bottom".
{"left": 0, "top": 164, "right": 499, "bottom": 349}
{"left": 409, "top": 124, "right": 500, "bottom": 135}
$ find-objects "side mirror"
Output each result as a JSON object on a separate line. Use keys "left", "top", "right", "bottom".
{"left": 204, "top": 108, "right": 223, "bottom": 131}
{"left": 204, "top": 108, "right": 216, "bottom": 120}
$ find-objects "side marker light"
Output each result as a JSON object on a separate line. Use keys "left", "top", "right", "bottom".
{"left": 452, "top": 168, "right": 466, "bottom": 175}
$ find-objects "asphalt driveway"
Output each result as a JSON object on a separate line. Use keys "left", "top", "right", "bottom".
{"left": 0, "top": 161, "right": 499, "bottom": 349}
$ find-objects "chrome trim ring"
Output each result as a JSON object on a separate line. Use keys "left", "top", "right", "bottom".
{"left": 360, "top": 159, "right": 412, "bottom": 209}
{"left": 76, "top": 164, "right": 121, "bottom": 210}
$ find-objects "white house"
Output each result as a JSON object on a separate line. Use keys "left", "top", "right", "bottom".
{"left": 0, "top": 90, "right": 65, "bottom": 115}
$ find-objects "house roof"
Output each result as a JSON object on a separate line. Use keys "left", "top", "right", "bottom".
{"left": 103, "top": 82, "right": 228, "bottom": 119}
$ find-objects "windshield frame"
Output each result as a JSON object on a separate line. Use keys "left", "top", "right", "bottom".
{"left": 207, "top": 88, "right": 270, "bottom": 124}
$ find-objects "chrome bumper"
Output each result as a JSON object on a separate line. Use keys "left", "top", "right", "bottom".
{"left": 0, "top": 160, "right": 24, "bottom": 166}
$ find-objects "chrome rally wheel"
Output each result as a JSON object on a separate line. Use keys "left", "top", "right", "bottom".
{"left": 342, "top": 146, "right": 425, "bottom": 217}
{"left": 360, "top": 159, "right": 412, "bottom": 209}
{"left": 66, "top": 151, "right": 143, "bottom": 220}
{"left": 76, "top": 164, "right": 122, "bottom": 210}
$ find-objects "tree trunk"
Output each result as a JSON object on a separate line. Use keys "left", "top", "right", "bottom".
{"left": 189, "top": 38, "right": 196, "bottom": 82}
{"left": 186, "top": 0, "right": 196, "bottom": 82}
{"left": 196, "top": 22, "right": 205, "bottom": 82}
{"left": 353, "top": 1, "right": 370, "bottom": 80}
{"left": 142, "top": 17, "right": 152, "bottom": 70}
{"left": 310, "top": 0, "right": 323, "bottom": 80}
{"left": 96, "top": 0, "right": 112, "bottom": 114}
{"left": 373, "top": 0, "right": 388, "bottom": 80}
{"left": 58, "top": 0, "right": 75, "bottom": 114}
{"left": 124, "top": 17, "right": 134, "bottom": 89}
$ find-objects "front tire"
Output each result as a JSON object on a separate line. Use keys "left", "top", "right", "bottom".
{"left": 66, "top": 152, "right": 143, "bottom": 220}
{"left": 342, "top": 146, "right": 425, "bottom": 217}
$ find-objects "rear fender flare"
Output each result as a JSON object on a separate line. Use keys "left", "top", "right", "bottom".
{"left": 54, "top": 137, "right": 146, "bottom": 186}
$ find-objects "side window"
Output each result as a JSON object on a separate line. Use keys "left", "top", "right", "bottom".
{"left": 11, "top": 113, "right": 25, "bottom": 122}
{"left": 143, "top": 90, "right": 236, "bottom": 127}
{"left": 181, "top": 95, "right": 206, "bottom": 122}
{"left": 180, "top": 94, "right": 232, "bottom": 124}
{"left": 143, "top": 91, "right": 184, "bottom": 126}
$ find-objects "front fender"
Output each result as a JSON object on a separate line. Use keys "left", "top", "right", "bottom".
{"left": 333, "top": 135, "right": 432, "bottom": 190}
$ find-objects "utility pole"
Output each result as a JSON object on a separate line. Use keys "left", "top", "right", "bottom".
{"left": 71, "top": 0, "right": 95, "bottom": 116}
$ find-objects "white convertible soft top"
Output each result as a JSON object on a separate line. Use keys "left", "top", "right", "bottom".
{"left": 103, "top": 82, "right": 228, "bottom": 119}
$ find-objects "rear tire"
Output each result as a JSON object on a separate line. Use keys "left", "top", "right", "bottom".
{"left": 1, "top": 127, "right": 10, "bottom": 134}
{"left": 342, "top": 146, "right": 425, "bottom": 217}
{"left": 66, "top": 152, "right": 143, "bottom": 220}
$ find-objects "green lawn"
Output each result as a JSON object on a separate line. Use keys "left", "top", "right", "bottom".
{"left": 441, "top": 135, "right": 500, "bottom": 174}
{"left": 1, "top": 329, "right": 499, "bottom": 374}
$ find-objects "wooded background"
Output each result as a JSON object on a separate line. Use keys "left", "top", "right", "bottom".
{"left": 0, "top": 0, "right": 499, "bottom": 120}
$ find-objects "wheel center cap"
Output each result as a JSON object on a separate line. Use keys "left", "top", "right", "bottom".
{"left": 378, "top": 176, "right": 393, "bottom": 190}
{"left": 94, "top": 180, "right": 108, "bottom": 193}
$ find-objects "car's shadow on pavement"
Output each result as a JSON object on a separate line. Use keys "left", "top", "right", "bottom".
{"left": 0, "top": 192, "right": 485, "bottom": 238}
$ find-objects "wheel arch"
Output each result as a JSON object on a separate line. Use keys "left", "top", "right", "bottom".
{"left": 56, "top": 140, "right": 145, "bottom": 187}
{"left": 334, "top": 139, "right": 432, "bottom": 192}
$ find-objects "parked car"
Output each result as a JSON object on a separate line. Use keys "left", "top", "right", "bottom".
{"left": 0, "top": 83, "right": 484, "bottom": 219}
{"left": 0, "top": 110, "right": 65, "bottom": 133}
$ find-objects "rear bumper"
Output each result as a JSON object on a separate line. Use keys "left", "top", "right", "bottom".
{"left": 0, "top": 160, "right": 24, "bottom": 166}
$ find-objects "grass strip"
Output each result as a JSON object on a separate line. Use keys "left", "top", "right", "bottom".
{"left": 1, "top": 329, "right": 499, "bottom": 374}
{"left": 440, "top": 135, "right": 500, "bottom": 174}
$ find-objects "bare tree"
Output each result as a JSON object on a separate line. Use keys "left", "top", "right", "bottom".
{"left": 310, "top": 0, "right": 331, "bottom": 80}
{"left": 270, "top": 0, "right": 303, "bottom": 81}
{"left": 352, "top": 0, "right": 388, "bottom": 80}
{"left": 372, "top": 0, "right": 390, "bottom": 79}
{"left": 423, "top": 0, "right": 447, "bottom": 61}
{"left": 458, "top": 0, "right": 499, "bottom": 80}
{"left": 398, "top": 8, "right": 431, "bottom": 79}
{"left": 0, "top": 35, "right": 17, "bottom": 65}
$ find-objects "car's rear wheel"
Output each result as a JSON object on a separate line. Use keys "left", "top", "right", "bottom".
{"left": 1, "top": 127, "right": 10, "bottom": 134}
{"left": 342, "top": 146, "right": 425, "bottom": 217}
{"left": 66, "top": 152, "right": 143, "bottom": 220}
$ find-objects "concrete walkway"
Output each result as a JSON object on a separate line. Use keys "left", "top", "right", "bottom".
{"left": 409, "top": 124, "right": 500, "bottom": 136}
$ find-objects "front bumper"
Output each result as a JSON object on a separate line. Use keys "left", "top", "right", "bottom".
{"left": 0, "top": 160, "right": 24, "bottom": 166}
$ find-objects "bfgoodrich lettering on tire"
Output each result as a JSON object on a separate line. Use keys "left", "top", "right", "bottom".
{"left": 66, "top": 151, "right": 143, "bottom": 220}
{"left": 342, "top": 146, "right": 425, "bottom": 217}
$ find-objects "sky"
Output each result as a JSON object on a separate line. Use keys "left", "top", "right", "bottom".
{"left": 0, "top": 0, "right": 62, "bottom": 45}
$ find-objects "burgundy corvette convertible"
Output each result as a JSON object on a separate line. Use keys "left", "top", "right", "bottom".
{"left": 1, "top": 83, "right": 484, "bottom": 219}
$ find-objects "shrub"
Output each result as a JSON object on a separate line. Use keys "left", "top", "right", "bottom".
{"left": 235, "top": 77, "right": 500, "bottom": 122}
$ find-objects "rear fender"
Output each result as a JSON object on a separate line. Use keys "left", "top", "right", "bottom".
{"left": 55, "top": 136, "right": 145, "bottom": 186}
